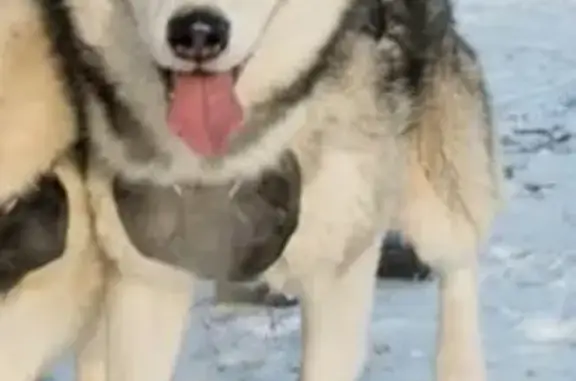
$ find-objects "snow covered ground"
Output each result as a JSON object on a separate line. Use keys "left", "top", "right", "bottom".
{"left": 49, "top": 0, "right": 576, "bottom": 380}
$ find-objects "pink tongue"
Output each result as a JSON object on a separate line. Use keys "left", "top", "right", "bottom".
{"left": 168, "top": 73, "right": 243, "bottom": 156}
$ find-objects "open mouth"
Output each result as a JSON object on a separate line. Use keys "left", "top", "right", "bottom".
{"left": 159, "top": 66, "right": 245, "bottom": 157}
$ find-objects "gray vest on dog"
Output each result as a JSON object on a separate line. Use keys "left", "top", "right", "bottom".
{"left": 113, "top": 152, "right": 301, "bottom": 281}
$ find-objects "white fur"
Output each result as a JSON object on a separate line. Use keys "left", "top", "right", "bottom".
{"left": 280, "top": 239, "right": 382, "bottom": 381}
{"left": 436, "top": 267, "right": 486, "bottom": 381}
{"left": 77, "top": 275, "right": 194, "bottom": 381}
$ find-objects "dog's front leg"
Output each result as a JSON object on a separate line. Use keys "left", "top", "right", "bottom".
{"left": 105, "top": 274, "right": 193, "bottom": 381}
{"left": 401, "top": 141, "right": 497, "bottom": 381}
{"left": 77, "top": 274, "right": 194, "bottom": 381}
{"left": 265, "top": 152, "right": 387, "bottom": 381}
{"left": 84, "top": 169, "right": 195, "bottom": 381}
{"left": 298, "top": 240, "right": 380, "bottom": 381}
{"left": 266, "top": 221, "right": 381, "bottom": 381}
{"left": 76, "top": 310, "right": 106, "bottom": 381}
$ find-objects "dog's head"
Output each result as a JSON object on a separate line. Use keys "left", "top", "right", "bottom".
{"left": 85, "top": 0, "right": 354, "bottom": 184}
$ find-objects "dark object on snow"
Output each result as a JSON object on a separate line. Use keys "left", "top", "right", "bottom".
{"left": 377, "top": 231, "right": 432, "bottom": 281}
{"left": 215, "top": 280, "right": 298, "bottom": 308}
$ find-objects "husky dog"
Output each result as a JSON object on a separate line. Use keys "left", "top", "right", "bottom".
{"left": 76, "top": 0, "right": 501, "bottom": 380}
{"left": 1, "top": 0, "right": 500, "bottom": 381}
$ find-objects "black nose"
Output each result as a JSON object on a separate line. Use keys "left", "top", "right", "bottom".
{"left": 167, "top": 8, "right": 230, "bottom": 62}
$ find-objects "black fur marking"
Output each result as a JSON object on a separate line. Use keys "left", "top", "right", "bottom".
{"left": 222, "top": 3, "right": 361, "bottom": 158}
{"left": 113, "top": 151, "right": 301, "bottom": 281}
{"left": 38, "top": 0, "right": 162, "bottom": 165}
{"left": 334, "top": 0, "right": 456, "bottom": 100}
{"left": 80, "top": 51, "right": 165, "bottom": 164}
{"left": 358, "top": 0, "right": 388, "bottom": 39}
{"left": 0, "top": 177, "right": 68, "bottom": 292}
{"left": 36, "top": 0, "right": 89, "bottom": 168}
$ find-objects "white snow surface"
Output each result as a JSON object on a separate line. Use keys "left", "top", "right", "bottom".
{"left": 49, "top": 0, "right": 576, "bottom": 380}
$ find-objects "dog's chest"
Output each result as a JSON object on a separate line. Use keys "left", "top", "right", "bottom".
{"left": 112, "top": 151, "right": 301, "bottom": 281}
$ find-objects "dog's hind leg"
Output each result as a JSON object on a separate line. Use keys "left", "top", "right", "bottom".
{"left": 402, "top": 168, "right": 488, "bottom": 381}
{"left": 400, "top": 47, "right": 500, "bottom": 381}
{"left": 436, "top": 266, "right": 484, "bottom": 381}
{"left": 0, "top": 160, "right": 103, "bottom": 381}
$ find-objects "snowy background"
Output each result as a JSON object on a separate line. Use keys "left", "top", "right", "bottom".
{"left": 49, "top": 0, "right": 576, "bottom": 379}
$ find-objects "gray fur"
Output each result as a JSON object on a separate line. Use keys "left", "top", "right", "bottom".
{"left": 113, "top": 151, "right": 301, "bottom": 280}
